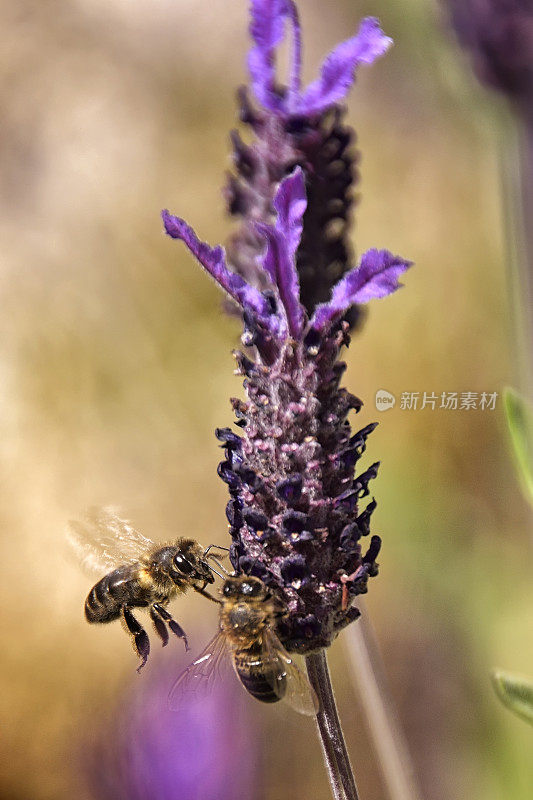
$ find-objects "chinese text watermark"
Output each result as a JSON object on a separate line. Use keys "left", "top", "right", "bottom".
{"left": 375, "top": 390, "right": 499, "bottom": 412}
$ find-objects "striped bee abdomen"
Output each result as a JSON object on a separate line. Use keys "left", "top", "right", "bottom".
{"left": 234, "top": 644, "right": 287, "bottom": 704}
{"left": 85, "top": 564, "right": 146, "bottom": 623}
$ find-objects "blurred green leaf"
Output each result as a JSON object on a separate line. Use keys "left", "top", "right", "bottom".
{"left": 492, "top": 670, "right": 533, "bottom": 726}
{"left": 504, "top": 387, "right": 533, "bottom": 504}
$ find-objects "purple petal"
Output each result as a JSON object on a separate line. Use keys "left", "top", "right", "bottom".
{"left": 248, "top": 0, "right": 290, "bottom": 112}
{"left": 273, "top": 167, "right": 307, "bottom": 262}
{"left": 310, "top": 249, "right": 412, "bottom": 331}
{"left": 286, "top": 1, "right": 303, "bottom": 102}
{"left": 253, "top": 169, "right": 306, "bottom": 338}
{"left": 162, "top": 210, "right": 279, "bottom": 333}
{"left": 250, "top": 0, "right": 287, "bottom": 53}
{"left": 296, "top": 17, "right": 392, "bottom": 115}
{"left": 255, "top": 224, "right": 304, "bottom": 338}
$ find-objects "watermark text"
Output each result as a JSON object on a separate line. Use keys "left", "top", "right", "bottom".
{"left": 375, "top": 390, "right": 498, "bottom": 411}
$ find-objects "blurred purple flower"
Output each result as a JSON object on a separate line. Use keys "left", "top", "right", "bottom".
{"left": 446, "top": 0, "right": 533, "bottom": 108}
{"left": 84, "top": 663, "right": 259, "bottom": 800}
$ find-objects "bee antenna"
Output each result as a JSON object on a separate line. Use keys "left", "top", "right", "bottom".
{"left": 208, "top": 564, "right": 226, "bottom": 580}
{"left": 206, "top": 555, "right": 231, "bottom": 577}
{"left": 203, "top": 544, "right": 230, "bottom": 557}
{"left": 247, "top": 555, "right": 260, "bottom": 576}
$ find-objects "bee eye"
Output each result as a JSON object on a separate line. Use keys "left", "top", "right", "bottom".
{"left": 241, "top": 581, "right": 260, "bottom": 597}
{"left": 223, "top": 581, "right": 235, "bottom": 596}
{"left": 174, "top": 554, "right": 194, "bottom": 575}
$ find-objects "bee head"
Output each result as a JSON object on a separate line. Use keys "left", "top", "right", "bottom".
{"left": 172, "top": 551, "right": 214, "bottom": 584}
{"left": 223, "top": 575, "right": 266, "bottom": 600}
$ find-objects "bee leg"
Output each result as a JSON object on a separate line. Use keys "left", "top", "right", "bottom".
{"left": 149, "top": 606, "right": 169, "bottom": 648}
{"left": 123, "top": 606, "right": 150, "bottom": 672}
{"left": 152, "top": 603, "right": 189, "bottom": 652}
{"left": 193, "top": 584, "right": 222, "bottom": 605}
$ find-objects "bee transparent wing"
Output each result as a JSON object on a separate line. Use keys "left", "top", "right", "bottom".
{"left": 67, "top": 506, "right": 157, "bottom": 575}
{"left": 168, "top": 631, "right": 231, "bottom": 710}
{"left": 263, "top": 629, "right": 320, "bottom": 716}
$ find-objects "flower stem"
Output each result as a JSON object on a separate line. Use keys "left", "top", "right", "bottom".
{"left": 305, "top": 650, "right": 359, "bottom": 800}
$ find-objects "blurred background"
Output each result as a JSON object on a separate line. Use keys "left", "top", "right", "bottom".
{"left": 1, "top": 0, "right": 532, "bottom": 798}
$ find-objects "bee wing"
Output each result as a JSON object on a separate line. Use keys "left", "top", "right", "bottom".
{"left": 67, "top": 506, "right": 157, "bottom": 575}
{"left": 263, "top": 629, "right": 320, "bottom": 716}
{"left": 168, "top": 631, "right": 231, "bottom": 710}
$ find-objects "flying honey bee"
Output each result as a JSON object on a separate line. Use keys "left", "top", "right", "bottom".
{"left": 169, "top": 575, "right": 319, "bottom": 715}
{"left": 68, "top": 507, "right": 227, "bottom": 672}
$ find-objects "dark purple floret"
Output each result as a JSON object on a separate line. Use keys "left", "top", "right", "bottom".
{"left": 238, "top": 555, "right": 275, "bottom": 585}
{"left": 339, "top": 523, "right": 362, "bottom": 553}
{"left": 354, "top": 463, "right": 380, "bottom": 497}
{"left": 280, "top": 555, "right": 311, "bottom": 587}
{"left": 337, "top": 445, "right": 363, "bottom": 471}
{"left": 215, "top": 427, "right": 243, "bottom": 449}
{"left": 226, "top": 497, "right": 243, "bottom": 527}
{"left": 334, "top": 489, "right": 359, "bottom": 513}
{"left": 290, "top": 614, "right": 322, "bottom": 641}
{"left": 282, "top": 510, "right": 309, "bottom": 535}
{"left": 351, "top": 422, "right": 378, "bottom": 448}
{"left": 243, "top": 507, "right": 270, "bottom": 532}
{"left": 356, "top": 498, "right": 377, "bottom": 537}
{"left": 162, "top": 3, "right": 411, "bottom": 652}
{"left": 217, "top": 460, "right": 241, "bottom": 492}
{"left": 276, "top": 474, "right": 303, "bottom": 503}
{"left": 363, "top": 535, "right": 382, "bottom": 564}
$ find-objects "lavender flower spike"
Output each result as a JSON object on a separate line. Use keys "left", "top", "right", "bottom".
{"left": 161, "top": 5, "right": 412, "bottom": 798}
{"left": 248, "top": 0, "right": 392, "bottom": 116}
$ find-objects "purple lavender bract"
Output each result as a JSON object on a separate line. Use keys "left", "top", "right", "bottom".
{"left": 162, "top": 4, "right": 411, "bottom": 653}
{"left": 248, "top": 1, "right": 391, "bottom": 117}
{"left": 226, "top": 1, "right": 392, "bottom": 321}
